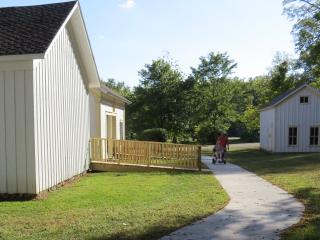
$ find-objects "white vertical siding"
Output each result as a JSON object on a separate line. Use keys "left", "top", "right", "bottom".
{"left": 0, "top": 72, "right": 6, "bottom": 193}
{"left": 0, "top": 63, "right": 36, "bottom": 194}
{"left": 275, "top": 88, "right": 320, "bottom": 152}
{"left": 260, "top": 109, "right": 275, "bottom": 152}
{"left": 33, "top": 27, "right": 90, "bottom": 193}
{"left": 15, "top": 71, "right": 27, "bottom": 193}
{"left": 25, "top": 70, "right": 36, "bottom": 193}
{"left": 89, "top": 94, "right": 99, "bottom": 137}
{"left": 5, "top": 72, "right": 16, "bottom": 194}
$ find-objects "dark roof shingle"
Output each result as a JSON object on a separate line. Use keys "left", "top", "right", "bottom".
{"left": 0, "top": 1, "right": 76, "bottom": 56}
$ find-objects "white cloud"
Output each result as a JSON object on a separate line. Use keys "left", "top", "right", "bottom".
{"left": 119, "top": 0, "right": 135, "bottom": 9}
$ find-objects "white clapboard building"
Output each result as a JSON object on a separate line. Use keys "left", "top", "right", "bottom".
{"left": 260, "top": 83, "right": 320, "bottom": 153}
{"left": 0, "top": 1, "right": 130, "bottom": 195}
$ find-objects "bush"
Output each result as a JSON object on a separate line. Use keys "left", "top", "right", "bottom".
{"left": 196, "top": 126, "right": 218, "bottom": 145}
{"left": 139, "top": 128, "right": 168, "bottom": 142}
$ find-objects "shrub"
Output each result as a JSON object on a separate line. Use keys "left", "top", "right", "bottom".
{"left": 196, "top": 126, "right": 218, "bottom": 145}
{"left": 139, "top": 128, "right": 168, "bottom": 142}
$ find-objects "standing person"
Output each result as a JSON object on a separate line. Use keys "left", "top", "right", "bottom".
{"left": 218, "top": 133, "right": 229, "bottom": 163}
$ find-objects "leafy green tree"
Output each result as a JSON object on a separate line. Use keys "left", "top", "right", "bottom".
{"left": 239, "top": 105, "right": 260, "bottom": 138}
{"left": 128, "top": 58, "right": 188, "bottom": 141}
{"left": 247, "top": 76, "right": 272, "bottom": 107}
{"left": 189, "top": 52, "right": 238, "bottom": 143}
{"left": 124, "top": 50, "right": 313, "bottom": 143}
{"left": 102, "top": 78, "right": 132, "bottom": 98}
{"left": 227, "top": 77, "right": 270, "bottom": 139}
{"left": 284, "top": 0, "right": 320, "bottom": 83}
{"left": 270, "top": 60, "right": 291, "bottom": 97}
{"left": 269, "top": 53, "right": 299, "bottom": 97}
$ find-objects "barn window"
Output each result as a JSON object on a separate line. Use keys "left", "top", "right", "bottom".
{"left": 310, "top": 127, "right": 319, "bottom": 146}
{"left": 289, "top": 127, "right": 298, "bottom": 146}
{"left": 300, "top": 96, "right": 309, "bottom": 104}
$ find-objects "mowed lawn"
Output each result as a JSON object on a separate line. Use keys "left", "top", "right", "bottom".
{"left": 0, "top": 171, "right": 228, "bottom": 240}
{"left": 224, "top": 144, "right": 320, "bottom": 240}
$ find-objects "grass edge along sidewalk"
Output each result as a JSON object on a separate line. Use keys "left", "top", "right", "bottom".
{"left": 220, "top": 144, "right": 320, "bottom": 240}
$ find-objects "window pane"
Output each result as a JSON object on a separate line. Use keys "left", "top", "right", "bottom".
{"left": 300, "top": 97, "right": 304, "bottom": 103}
{"left": 300, "top": 96, "right": 309, "bottom": 103}
{"left": 310, "top": 137, "right": 314, "bottom": 145}
{"left": 310, "top": 127, "right": 319, "bottom": 145}
{"left": 289, "top": 127, "right": 298, "bottom": 145}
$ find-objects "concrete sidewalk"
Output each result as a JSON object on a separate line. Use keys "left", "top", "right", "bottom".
{"left": 161, "top": 156, "right": 304, "bottom": 240}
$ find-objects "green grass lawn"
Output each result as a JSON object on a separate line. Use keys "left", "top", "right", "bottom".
{"left": 0, "top": 171, "right": 228, "bottom": 240}
{"left": 224, "top": 145, "right": 320, "bottom": 240}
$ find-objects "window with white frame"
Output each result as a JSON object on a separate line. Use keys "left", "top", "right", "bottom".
{"left": 310, "top": 127, "right": 319, "bottom": 146}
{"left": 300, "top": 96, "right": 309, "bottom": 104}
{"left": 289, "top": 127, "right": 298, "bottom": 146}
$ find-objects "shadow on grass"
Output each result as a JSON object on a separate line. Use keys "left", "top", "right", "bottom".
{"left": 283, "top": 187, "right": 320, "bottom": 239}
{"left": 89, "top": 225, "right": 175, "bottom": 240}
{"left": 227, "top": 150, "right": 320, "bottom": 175}
{"left": 93, "top": 170, "right": 212, "bottom": 176}
{"left": 0, "top": 194, "right": 37, "bottom": 202}
{"left": 90, "top": 196, "right": 303, "bottom": 240}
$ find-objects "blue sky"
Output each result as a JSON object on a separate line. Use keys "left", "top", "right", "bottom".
{"left": 1, "top": 0, "right": 295, "bottom": 87}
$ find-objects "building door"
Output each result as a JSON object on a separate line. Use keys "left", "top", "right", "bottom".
{"left": 106, "top": 115, "right": 117, "bottom": 139}
{"left": 106, "top": 115, "right": 117, "bottom": 159}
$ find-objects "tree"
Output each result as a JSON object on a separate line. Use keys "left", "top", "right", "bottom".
{"left": 283, "top": 0, "right": 320, "bottom": 83}
{"left": 102, "top": 78, "right": 132, "bottom": 98}
{"left": 189, "top": 52, "right": 238, "bottom": 143}
{"left": 239, "top": 105, "right": 260, "bottom": 138}
{"left": 268, "top": 52, "right": 304, "bottom": 98}
{"left": 247, "top": 75, "right": 272, "bottom": 107}
{"left": 128, "top": 58, "right": 188, "bottom": 141}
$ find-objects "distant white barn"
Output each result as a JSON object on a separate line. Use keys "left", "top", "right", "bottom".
{"left": 260, "top": 83, "right": 320, "bottom": 153}
{"left": 0, "top": 1, "right": 130, "bottom": 195}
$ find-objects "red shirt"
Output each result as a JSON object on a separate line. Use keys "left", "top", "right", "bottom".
{"left": 218, "top": 136, "right": 229, "bottom": 148}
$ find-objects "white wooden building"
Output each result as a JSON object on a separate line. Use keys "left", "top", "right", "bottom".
{"left": 260, "top": 83, "right": 320, "bottom": 153}
{"left": 0, "top": 1, "right": 130, "bottom": 195}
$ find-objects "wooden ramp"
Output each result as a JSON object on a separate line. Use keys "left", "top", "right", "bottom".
{"left": 89, "top": 139, "right": 202, "bottom": 171}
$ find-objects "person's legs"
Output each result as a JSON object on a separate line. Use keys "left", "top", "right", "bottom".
{"left": 212, "top": 149, "right": 217, "bottom": 163}
{"left": 212, "top": 153, "right": 216, "bottom": 164}
{"left": 222, "top": 148, "right": 226, "bottom": 164}
{"left": 222, "top": 148, "right": 226, "bottom": 160}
